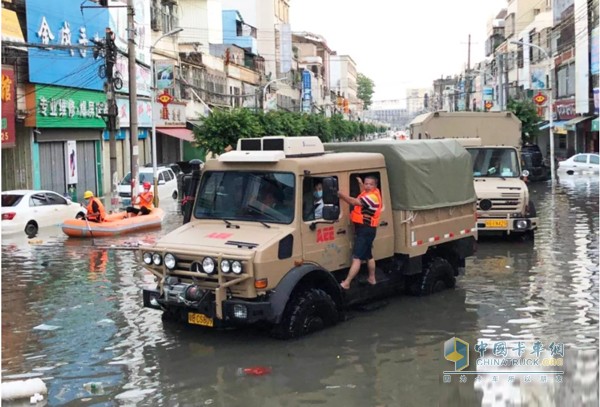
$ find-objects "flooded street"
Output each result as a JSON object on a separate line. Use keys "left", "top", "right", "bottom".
{"left": 2, "top": 178, "right": 598, "bottom": 407}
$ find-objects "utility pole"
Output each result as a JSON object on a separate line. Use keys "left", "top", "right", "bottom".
{"left": 497, "top": 53, "right": 504, "bottom": 110}
{"left": 466, "top": 34, "right": 472, "bottom": 111}
{"left": 101, "top": 27, "right": 119, "bottom": 211}
{"left": 128, "top": 0, "right": 139, "bottom": 201}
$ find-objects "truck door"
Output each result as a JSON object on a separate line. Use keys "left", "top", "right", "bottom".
{"left": 300, "top": 175, "right": 352, "bottom": 271}
{"left": 347, "top": 171, "right": 395, "bottom": 260}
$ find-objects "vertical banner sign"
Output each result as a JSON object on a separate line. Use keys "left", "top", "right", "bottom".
{"left": 1, "top": 67, "right": 16, "bottom": 148}
{"left": 591, "top": 28, "right": 599, "bottom": 75}
{"left": 279, "top": 23, "right": 292, "bottom": 74}
{"left": 66, "top": 140, "right": 78, "bottom": 184}
{"left": 302, "top": 69, "right": 312, "bottom": 113}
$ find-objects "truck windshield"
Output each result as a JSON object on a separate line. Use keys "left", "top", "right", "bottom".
{"left": 468, "top": 148, "right": 520, "bottom": 178}
{"left": 194, "top": 171, "right": 295, "bottom": 224}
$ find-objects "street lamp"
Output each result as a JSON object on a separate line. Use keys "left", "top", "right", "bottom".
{"left": 151, "top": 27, "right": 183, "bottom": 207}
{"left": 510, "top": 40, "right": 555, "bottom": 185}
{"left": 262, "top": 77, "right": 288, "bottom": 112}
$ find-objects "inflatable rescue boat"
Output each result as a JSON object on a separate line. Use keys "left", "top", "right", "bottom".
{"left": 60, "top": 208, "right": 165, "bottom": 237}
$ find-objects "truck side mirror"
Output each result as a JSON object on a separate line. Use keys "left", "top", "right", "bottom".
{"left": 322, "top": 177, "right": 339, "bottom": 205}
{"left": 322, "top": 205, "right": 340, "bottom": 221}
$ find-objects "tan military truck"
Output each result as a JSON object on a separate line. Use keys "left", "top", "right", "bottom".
{"left": 139, "top": 136, "right": 477, "bottom": 339}
{"left": 409, "top": 111, "right": 538, "bottom": 238}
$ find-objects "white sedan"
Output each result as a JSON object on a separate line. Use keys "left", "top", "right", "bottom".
{"left": 557, "top": 153, "right": 599, "bottom": 175}
{"left": 1, "top": 190, "right": 87, "bottom": 236}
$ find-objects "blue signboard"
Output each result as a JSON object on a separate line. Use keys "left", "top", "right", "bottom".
{"left": 302, "top": 70, "right": 312, "bottom": 113}
{"left": 26, "top": 0, "right": 108, "bottom": 91}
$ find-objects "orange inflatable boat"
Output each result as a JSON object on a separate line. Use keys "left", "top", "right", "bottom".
{"left": 61, "top": 208, "right": 165, "bottom": 237}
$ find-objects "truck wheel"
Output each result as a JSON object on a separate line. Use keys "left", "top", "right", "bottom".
{"left": 527, "top": 200, "right": 537, "bottom": 217}
{"left": 419, "top": 257, "right": 455, "bottom": 295}
{"left": 271, "top": 288, "right": 338, "bottom": 340}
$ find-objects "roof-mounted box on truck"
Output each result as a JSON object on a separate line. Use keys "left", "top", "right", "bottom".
{"left": 219, "top": 136, "right": 325, "bottom": 162}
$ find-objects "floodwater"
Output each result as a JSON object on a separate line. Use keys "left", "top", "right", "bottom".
{"left": 1, "top": 177, "right": 598, "bottom": 407}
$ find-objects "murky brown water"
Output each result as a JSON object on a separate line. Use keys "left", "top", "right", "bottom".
{"left": 2, "top": 177, "right": 598, "bottom": 406}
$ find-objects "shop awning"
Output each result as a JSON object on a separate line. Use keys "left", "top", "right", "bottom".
{"left": 538, "top": 121, "right": 550, "bottom": 130}
{"left": 156, "top": 127, "right": 195, "bottom": 142}
{"left": 2, "top": 8, "right": 26, "bottom": 50}
{"left": 565, "top": 115, "right": 594, "bottom": 129}
{"left": 186, "top": 120, "right": 202, "bottom": 131}
{"left": 539, "top": 120, "right": 568, "bottom": 132}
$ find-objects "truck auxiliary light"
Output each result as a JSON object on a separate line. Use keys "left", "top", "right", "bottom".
{"left": 254, "top": 279, "right": 268, "bottom": 289}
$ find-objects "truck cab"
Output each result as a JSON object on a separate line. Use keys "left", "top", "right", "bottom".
{"left": 138, "top": 136, "right": 477, "bottom": 339}
{"left": 409, "top": 111, "right": 538, "bottom": 238}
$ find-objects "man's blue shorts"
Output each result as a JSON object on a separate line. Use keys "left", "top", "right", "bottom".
{"left": 352, "top": 224, "right": 377, "bottom": 261}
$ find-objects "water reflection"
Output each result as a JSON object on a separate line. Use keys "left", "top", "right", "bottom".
{"left": 1, "top": 184, "right": 597, "bottom": 406}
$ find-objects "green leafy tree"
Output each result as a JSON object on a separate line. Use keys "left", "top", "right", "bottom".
{"left": 193, "top": 108, "right": 263, "bottom": 155}
{"left": 357, "top": 73, "right": 375, "bottom": 110}
{"left": 302, "top": 113, "right": 332, "bottom": 141}
{"left": 506, "top": 98, "right": 542, "bottom": 144}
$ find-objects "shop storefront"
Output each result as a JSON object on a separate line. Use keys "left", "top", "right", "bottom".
{"left": 25, "top": 85, "right": 106, "bottom": 201}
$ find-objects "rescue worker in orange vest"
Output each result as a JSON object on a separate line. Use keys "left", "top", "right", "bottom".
{"left": 126, "top": 181, "right": 154, "bottom": 217}
{"left": 337, "top": 176, "right": 382, "bottom": 290}
{"left": 84, "top": 190, "right": 107, "bottom": 223}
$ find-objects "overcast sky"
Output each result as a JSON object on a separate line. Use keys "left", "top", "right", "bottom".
{"left": 289, "top": 0, "right": 506, "bottom": 102}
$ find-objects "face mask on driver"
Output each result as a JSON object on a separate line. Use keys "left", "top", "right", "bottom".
{"left": 314, "top": 190, "right": 323, "bottom": 199}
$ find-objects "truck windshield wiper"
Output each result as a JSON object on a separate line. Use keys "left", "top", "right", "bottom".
{"left": 223, "top": 219, "right": 240, "bottom": 229}
{"left": 258, "top": 220, "right": 271, "bottom": 228}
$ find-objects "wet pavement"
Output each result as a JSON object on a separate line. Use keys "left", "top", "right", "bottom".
{"left": 1, "top": 177, "right": 598, "bottom": 406}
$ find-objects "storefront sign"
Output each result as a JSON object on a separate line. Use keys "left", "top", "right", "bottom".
{"left": 1, "top": 67, "right": 16, "bottom": 148}
{"left": 554, "top": 99, "right": 576, "bottom": 120}
{"left": 26, "top": 0, "right": 108, "bottom": 91}
{"left": 153, "top": 101, "right": 186, "bottom": 127}
{"left": 116, "top": 97, "right": 152, "bottom": 128}
{"left": 66, "top": 140, "right": 78, "bottom": 184}
{"left": 32, "top": 85, "right": 107, "bottom": 128}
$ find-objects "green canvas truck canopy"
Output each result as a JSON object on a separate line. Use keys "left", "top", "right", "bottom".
{"left": 324, "top": 139, "right": 476, "bottom": 211}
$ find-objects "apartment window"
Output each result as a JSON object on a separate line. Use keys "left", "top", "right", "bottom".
{"left": 556, "top": 63, "right": 575, "bottom": 97}
{"left": 162, "top": 1, "right": 179, "bottom": 34}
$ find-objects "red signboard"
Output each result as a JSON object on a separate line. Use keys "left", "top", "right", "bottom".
{"left": 533, "top": 92, "right": 547, "bottom": 106}
{"left": 1, "top": 67, "right": 16, "bottom": 148}
{"left": 554, "top": 98, "right": 576, "bottom": 120}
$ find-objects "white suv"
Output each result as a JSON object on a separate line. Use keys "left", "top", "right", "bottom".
{"left": 117, "top": 167, "right": 178, "bottom": 206}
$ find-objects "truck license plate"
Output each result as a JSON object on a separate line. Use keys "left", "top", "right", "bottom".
{"left": 485, "top": 220, "right": 508, "bottom": 228}
{"left": 188, "top": 312, "right": 213, "bottom": 327}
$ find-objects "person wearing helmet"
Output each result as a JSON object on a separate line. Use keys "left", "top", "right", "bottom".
{"left": 126, "top": 182, "right": 154, "bottom": 217}
{"left": 83, "top": 190, "right": 106, "bottom": 223}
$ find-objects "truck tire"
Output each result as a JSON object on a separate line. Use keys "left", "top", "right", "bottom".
{"left": 527, "top": 200, "right": 537, "bottom": 217}
{"left": 270, "top": 288, "right": 338, "bottom": 340}
{"left": 419, "top": 257, "right": 455, "bottom": 295}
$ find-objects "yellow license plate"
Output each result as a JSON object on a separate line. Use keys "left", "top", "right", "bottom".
{"left": 188, "top": 312, "right": 214, "bottom": 327}
{"left": 485, "top": 220, "right": 508, "bottom": 228}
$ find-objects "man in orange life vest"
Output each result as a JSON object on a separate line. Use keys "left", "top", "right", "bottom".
{"left": 84, "top": 190, "right": 106, "bottom": 223}
{"left": 337, "top": 176, "right": 382, "bottom": 290}
{"left": 126, "top": 182, "right": 154, "bottom": 217}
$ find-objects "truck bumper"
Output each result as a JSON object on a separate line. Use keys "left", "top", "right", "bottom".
{"left": 477, "top": 216, "right": 538, "bottom": 234}
{"left": 143, "top": 287, "right": 274, "bottom": 327}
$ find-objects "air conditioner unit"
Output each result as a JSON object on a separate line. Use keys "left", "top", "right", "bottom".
{"left": 16, "top": 109, "right": 28, "bottom": 120}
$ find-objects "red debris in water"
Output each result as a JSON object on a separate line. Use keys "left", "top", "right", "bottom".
{"left": 242, "top": 366, "right": 272, "bottom": 376}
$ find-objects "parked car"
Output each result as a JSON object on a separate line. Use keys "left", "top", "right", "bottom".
{"left": 1, "top": 190, "right": 87, "bottom": 236}
{"left": 557, "top": 153, "right": 599, "bottom": 175}
{"left": 521, "top": 143, "right": 550, "bottom": 182}
{"left": 144, "top": 162, "right": 183, "bottom": 175}
{"left": 117, "top": 166, "right": 178, "bottom": 206}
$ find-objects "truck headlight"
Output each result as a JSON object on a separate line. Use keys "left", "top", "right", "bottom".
{"left": 152, "top": 253, "right": 162, "bottom": 266}
{"left": 220, "top": 259, "right": 231, "bottom": 273}
{"left": 203, "top": 257, "right": 216, "bottom": 274}
{"left": 514, "top": 219, "right": 530, "bottom": 230}
{"left": 232, "top": 260, "right": 243, "bottom": 275}
{"left": 143, "top": 252, "right": 153, "bottom": 265}
{"left": 164, "top": 253, "right": 176, "bottom": 270}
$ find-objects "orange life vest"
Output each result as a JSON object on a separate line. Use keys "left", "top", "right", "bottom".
{"left": 86, "top": 197, "right": 106, "bottom": 222}
{"left": 137, "top": 191, "right": 154, "bottom": 210}
{"left": 350, "top": 188, "right": 382, "bottom": 227}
